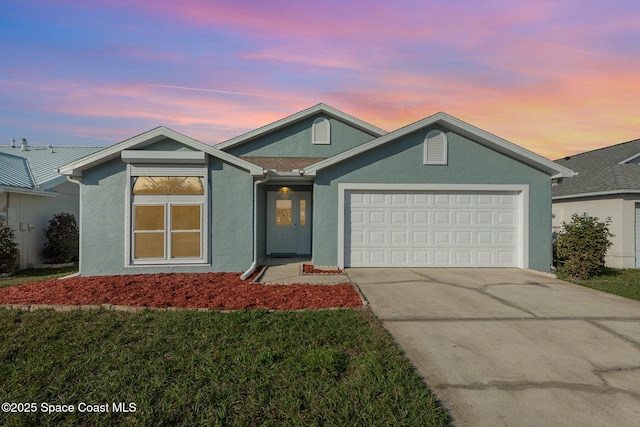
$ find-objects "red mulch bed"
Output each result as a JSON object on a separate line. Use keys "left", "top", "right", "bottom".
{"left": 302, "top": 264, "right": 343, "bottom": 274}
{"left": 0, "top": 272, "right": 362, "bottom": 311}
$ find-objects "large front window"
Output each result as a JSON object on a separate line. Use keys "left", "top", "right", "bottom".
{"left": 131, "top": 175, "right": 205, "bottom": 263}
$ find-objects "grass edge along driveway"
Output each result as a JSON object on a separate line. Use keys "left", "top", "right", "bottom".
{"left": 0, "top": 308, "right": 452, "bottom": 426}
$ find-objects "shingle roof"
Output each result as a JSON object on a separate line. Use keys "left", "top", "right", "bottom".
{"left": 553, "top": 138, "right": 640, "bottom": 197}
{"left": 239, "top": 156, "right": 326, "bottom": 171}
{"left": 0, "top": 145, "right": 103, "bottom": 190}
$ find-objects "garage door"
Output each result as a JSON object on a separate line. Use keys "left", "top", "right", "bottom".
{"left": 345, "top": 190, "right": 522, "bottom": 267}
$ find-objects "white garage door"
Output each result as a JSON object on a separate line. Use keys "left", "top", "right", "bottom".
{"left": 345, "top": 190, "right": 522, "bottom": 267}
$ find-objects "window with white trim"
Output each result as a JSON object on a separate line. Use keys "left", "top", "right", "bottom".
{"left": 129, "top": 173, "right": 207, "bottom": 265}
{"left": 424, "top": 130, "right": 447, "bottom": 165}
{"left": 312, "top": 117, "right": 331, "bottom": 144}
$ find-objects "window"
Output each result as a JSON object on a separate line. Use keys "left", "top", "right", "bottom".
{"left": 424, "top": 130, "right": 447, "bottom": 165}
{"left": 312, "top": 117, "right": 330, "bottom": 144}
{"left": 130, "top": 174, "right": 206, "bottom": 264}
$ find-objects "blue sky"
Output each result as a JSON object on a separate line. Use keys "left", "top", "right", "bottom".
{"left": 1, "top": 0, "right": 639, "bottom": 159}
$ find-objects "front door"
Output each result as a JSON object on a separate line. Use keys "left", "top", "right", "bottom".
{"left": 267, "top": 190, "right": 311, "bottom": 255}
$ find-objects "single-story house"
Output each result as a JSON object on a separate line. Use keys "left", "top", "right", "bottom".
{"left": 59, "top": 104, "right": 574, "bottom": 277}
{"left": 553, "top": 138, "right": 640, "bottom": 268}
{"left": 0, "top": 140, "right": 103, "bottom": 268}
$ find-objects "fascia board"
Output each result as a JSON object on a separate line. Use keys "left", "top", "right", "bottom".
{"left": 58, "top": 126, "right": 264, "bottom": 177}
{"left": 304, "top": 112, "right": 576, "bottom": 178}
{"left": 215, "top": 103, "right": 386, "bottom": 151}
{"left": 553, "top": 189, "right": 640, "bottom": 200}
{"left": 0, "top": 184, "right": 59, "bottom": 197}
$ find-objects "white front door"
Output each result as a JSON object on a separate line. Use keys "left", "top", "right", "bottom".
{"left": 267, "top": 191, "right": 311, "bottom": 255}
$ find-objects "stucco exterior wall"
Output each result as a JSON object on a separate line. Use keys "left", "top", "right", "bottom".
{"left": 1, "top": 181, "right": 80, "bottom": 268}
{"left": 552, "top": 195, "right": 638, "bottom": 268}
{"left": 78, "top": 149, "right": 255, "bottom": 276}
{"left": 312, "top": 126, "right": 554, "bottom": 272}
{"left": 225, "top": 115, "right": 377, "bottom": 157}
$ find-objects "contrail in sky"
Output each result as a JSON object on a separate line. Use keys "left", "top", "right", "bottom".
{"left": 146, "top": 84, "right": 314, "bottom": 101}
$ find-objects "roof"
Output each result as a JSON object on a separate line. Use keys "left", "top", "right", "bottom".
{"left": 239, "top": 156, "right": 326, "bottom": 171}
{"left": 0, "top": 145, "right": 103, "bottom": 190}
{"left": 216, "top": 103, "right": 386, "bottom": 151}
{"left": 303, "top": 112, "right": 575, "bottom": 179}
{"left": 553, "top": 138, "right": 640, "bottom": 199}
{"left": 58, "top": 126, "right": 264, "bottom": 177}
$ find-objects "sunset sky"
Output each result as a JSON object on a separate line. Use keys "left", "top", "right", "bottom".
{"left": 1, "top": 0, "right": 639, "bottom": 160}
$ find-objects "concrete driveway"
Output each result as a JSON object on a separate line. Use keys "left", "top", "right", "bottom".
{"left": 347, "top": 268, "right": 640, "bottom": 427}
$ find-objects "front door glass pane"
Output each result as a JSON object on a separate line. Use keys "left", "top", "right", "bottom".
{"left": 276, "top": 200, "right": 292, "bottom": 226}
{"left": 300, "top": 199, "right": 306, "bottom": 226}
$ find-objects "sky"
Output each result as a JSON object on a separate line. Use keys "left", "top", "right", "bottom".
{"left": 1, "top": 0, "right": 639, "bottom": 160}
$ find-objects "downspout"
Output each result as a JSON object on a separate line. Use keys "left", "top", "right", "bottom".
{"left": 240, "top": 171, "right": 270, "bottom": 280}
{"left": 66, "top": 175, "right": 83, "bottom": 277}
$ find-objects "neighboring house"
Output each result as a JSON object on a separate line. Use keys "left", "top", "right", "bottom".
{"left": 0, "top": 140, "right": 103, "bottom": 269}
{"left": 59, "top": 104, "right": 573, "bottom": 277}
{"left": 553, "top": 138, "right": 640, "bottom": 268}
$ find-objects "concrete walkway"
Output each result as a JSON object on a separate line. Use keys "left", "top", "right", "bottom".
{"left": 257, "top": 258, "right": 351, "bottom": 284}
{"left": 348, "top": 268, "right": 640, "bottom": 427}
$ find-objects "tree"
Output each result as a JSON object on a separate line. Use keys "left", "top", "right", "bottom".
{"left": 0, "top": 219, "right": 19, "bottom": 272}
{"left": 556, "top": 213, "right": 613, "bottom": 279}
{"left": 43, "top": 212, "right": 79, "bottom": 263}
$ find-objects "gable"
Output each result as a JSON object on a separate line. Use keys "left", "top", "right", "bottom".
{"left": 315, "top": 126, "right": 553, "bottom": 185}
{"left": 59, "top": 127, "right": 263, "bottom": 178}
{"left": 305, "top": 112, "right": 573, "bottom": 179}
{"left": 224, "top": 114, "right": 378, "bottom": 158}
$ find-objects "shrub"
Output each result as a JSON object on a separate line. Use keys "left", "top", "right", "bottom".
{"left": 556, "top": 213, "right": 613, "bottom": 279}
{"left": 0, "top": 219, "right": 20, "bottom": 273}
{"left": 43, "top": 212, "right": 79, "bottom": 263}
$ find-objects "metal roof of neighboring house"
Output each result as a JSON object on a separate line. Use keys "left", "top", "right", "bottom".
{"left": 0, "top": 145, "right": 103, "bottom": 190}
{"left": 0, "top": 153, "right": 35, "bottom": 188}
{"left": 553, "top": 138, "right": 640, "bottom": 198}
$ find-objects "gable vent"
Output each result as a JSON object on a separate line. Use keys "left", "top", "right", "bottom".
{"left": 312, "top": 117, "right": 330, "bottom": 145}
{"left": 424, "top": 130, "right": 447, "bottom": 165}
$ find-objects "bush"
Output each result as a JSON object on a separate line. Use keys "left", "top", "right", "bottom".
{"left": 556, "top": 213, "right": 613, "bottom": 279}
{"left": 43, "top": 212, "right": 79, "bottom": 263}
{"left": 0, "top": 219, "right": 20, "bottom": 273}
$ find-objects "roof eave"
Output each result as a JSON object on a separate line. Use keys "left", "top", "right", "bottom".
{"left": 553, "top": 189, "right": 640, "bottom": 200}
{"left": 58, "top": 126, "right": 264, "bottom": 177}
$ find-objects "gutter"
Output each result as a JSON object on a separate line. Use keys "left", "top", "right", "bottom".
{"left": 240, "top": 170, "right": 270, "bottom": 280}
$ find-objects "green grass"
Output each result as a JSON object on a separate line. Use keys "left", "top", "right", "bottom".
{"left": 564, "top": 268, "right": 640, "bottom": 302}
{"left": 0, "top": 265, "right": 78, "bottom": 288}
{"left": 0, "top": 308, "right": 451, "bottom": 426}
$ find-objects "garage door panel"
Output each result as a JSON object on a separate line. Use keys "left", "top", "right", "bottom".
{"left": 345, "top": 190, "right": 521, "bottom": 267}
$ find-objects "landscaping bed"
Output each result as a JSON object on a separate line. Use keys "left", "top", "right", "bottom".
{"left": 302, "top": 264, "right": 344, "bottom": 274}
{"left": 0, "top": 272, "right": 362, "bottom": 310}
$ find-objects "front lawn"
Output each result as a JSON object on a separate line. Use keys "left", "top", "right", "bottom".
{"left": 0, "top": 308, "right": 451, "bottom": 426}
{"left": 0, "top": 265, "right": 78, "bottom": 289}
{"left": 565, "top": 268, "right": 640, "bottom": 302}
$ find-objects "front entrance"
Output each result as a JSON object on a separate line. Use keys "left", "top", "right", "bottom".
{"left": 267, "top": 190, "right": 311, "bottom": 255}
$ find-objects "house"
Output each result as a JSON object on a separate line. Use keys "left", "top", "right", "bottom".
{"left": 58, "top": 104, "right": 574, "bottom": 277}
{"left": 553, "top": 138, "right": 640, "bottom": 268}
{"left": 0, "top": 140, "right": 103, "bottom": 269}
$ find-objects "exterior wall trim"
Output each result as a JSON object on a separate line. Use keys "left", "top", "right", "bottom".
{"left": 336, "top": 183, "right": 529, "bottom": 269}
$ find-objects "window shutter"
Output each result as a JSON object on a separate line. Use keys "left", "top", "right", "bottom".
{"left": 312, "top": 118, "right": 330, "bottom": 144}
{"left": 424, "top": 130, "right": 447, "bottom": 165}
